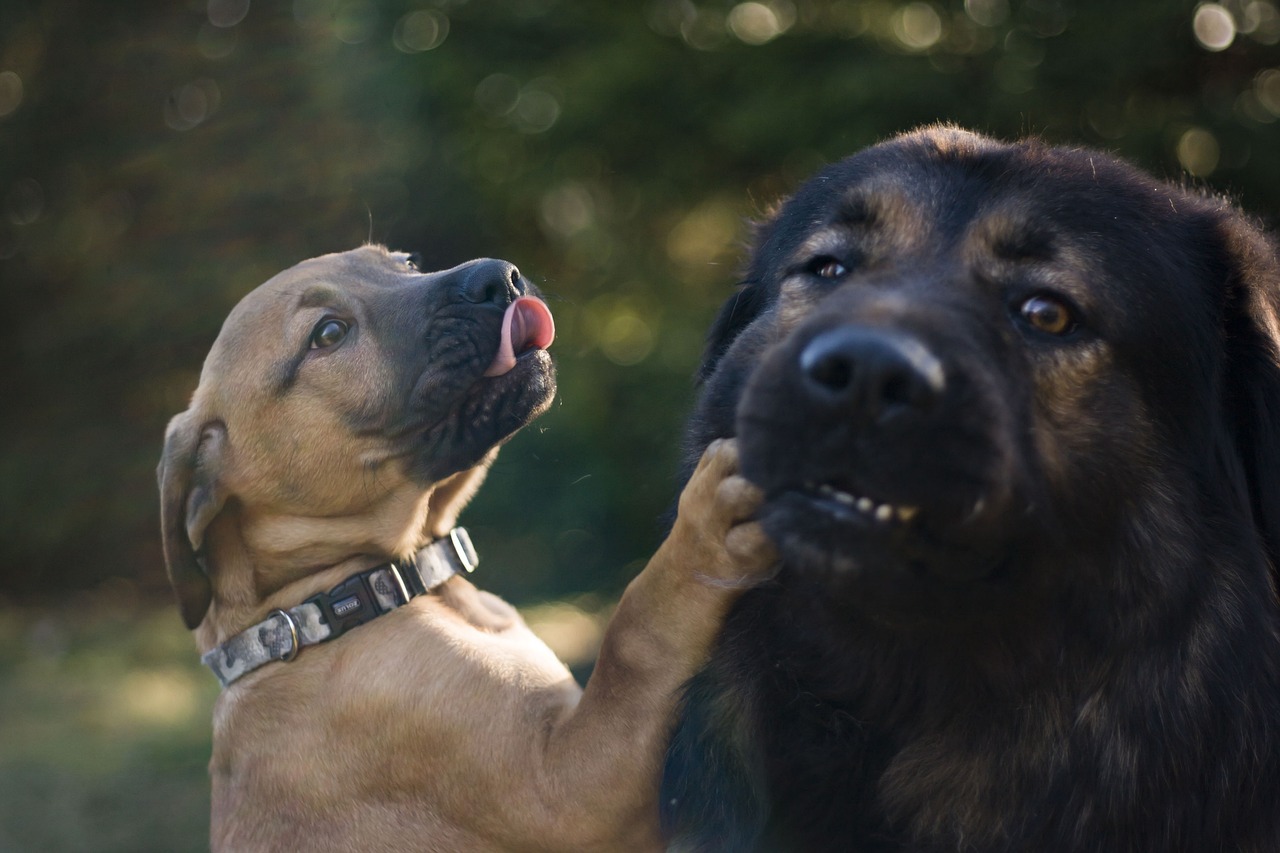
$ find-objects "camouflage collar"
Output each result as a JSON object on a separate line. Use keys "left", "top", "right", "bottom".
{"left": 200, "top": 527, "right": 478, "bottom": 687}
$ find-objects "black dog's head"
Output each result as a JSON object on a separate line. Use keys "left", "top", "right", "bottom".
{"left": 690, "top": 127, "right": 1280, "bottom": 630}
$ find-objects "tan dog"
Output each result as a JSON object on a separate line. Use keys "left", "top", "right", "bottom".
{"left": 158, "top": 245, "right": 774, "bottom": 852}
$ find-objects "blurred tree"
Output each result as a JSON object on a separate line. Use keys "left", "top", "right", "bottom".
{"left": 1, "top": 0, "right": 1278, "bottom": 605}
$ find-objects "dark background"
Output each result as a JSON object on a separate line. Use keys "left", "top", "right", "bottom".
{"left": 1, "top": 0, "right": 1278, "bottom": 849}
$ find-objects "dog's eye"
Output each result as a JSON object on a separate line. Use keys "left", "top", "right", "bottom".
{"left": 405, "top": 252, "right": 422, "bottom": 272}
{"left": 810, "top": 257, "right": 849, "bottom": 280}
{"left": 1020, "top": 294, "right": 1077, "bottom": 336}
{"left": 310, "top": 319, "right": 349, "bottom": 349}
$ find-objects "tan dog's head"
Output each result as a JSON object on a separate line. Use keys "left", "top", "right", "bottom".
{"left": 158, "top": 245, "right": 555, "bottom": 630}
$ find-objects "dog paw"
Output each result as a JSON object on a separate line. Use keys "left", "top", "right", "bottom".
{"left": 676, "top": 439, "right": 778, "bottom": 588}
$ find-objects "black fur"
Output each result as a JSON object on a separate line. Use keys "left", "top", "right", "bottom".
{"left": 661, "top": 128, "right": 1280, "bottom": 852}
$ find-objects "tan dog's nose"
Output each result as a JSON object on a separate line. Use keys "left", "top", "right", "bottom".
{"left": 458, "top": 258, "right": 523, "bottom": 305}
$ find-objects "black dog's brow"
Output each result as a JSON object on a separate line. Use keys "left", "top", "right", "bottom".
{"left": 992, "top": 228, "right": 1055, "bottom": 261}
{"left": 835, "top": 195, "right": 875, "bottom": 226}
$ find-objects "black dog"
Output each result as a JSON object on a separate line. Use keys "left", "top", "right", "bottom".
{"left": 660, "top": 127, "right": 1280, "bottom": 852}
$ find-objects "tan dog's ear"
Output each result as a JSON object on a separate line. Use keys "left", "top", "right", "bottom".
{"left": 157, "top": 414, "right": 228, "bottom": 629}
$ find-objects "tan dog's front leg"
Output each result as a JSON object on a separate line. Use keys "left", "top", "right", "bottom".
{"left": 529, "top": 438, "right": 776, "bottom": 850}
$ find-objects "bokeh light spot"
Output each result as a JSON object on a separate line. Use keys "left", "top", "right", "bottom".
{"left": 109, "top": 668, "right": 201, "bottom": 727}
{"left": 539, "top": 183, "right": 595, "bottom": 239}
{"left": 334, "top": 1, "right": 378, "bottom": 44}
{"left": 1176, "top": 126, "right": 1220, "bottom": 176}
{"left": 601, "top": 309, "right": 655, "bottom": 366}
{"left": 475, "top": 73, "right": 521, "bottom": 116}
{"left": 1241, "top": 0, "right": 1280, "bottom": 42}
{"left": 666, "top": 199, "right": 740, "bottom": 270}
{"left": 0, "top": 71, "right": 23, "bottom": 118}
{"left": 894, "top": 3, "right": 944, "bottom": 51}
{"left": 1193, "top": 4, "right": 1236, "bottom": 51}
{"left": 1256, "top": 68, "right": 1280, "bottom": 115}
{"left": 207, "top": 0, "right": 250, "bottom": 28}
{"left": 514, "top": 85, "right": 561, "bottom": 134}
{"left": 164, "top": 79, "right": 221, "bottom": 131}
{"left": 682, "top": 7, "right": 729, "bottom": 50}
{"left": 646, "top": 0, "right": 697, "bottom": 37}
{"left": 523, "top": 597, "right": 607, "bottom": 668}
{"left": 965, "top": 0, "right": 1009, "bottom": 27}
{"left": 584, "top": 295, "right": 659, "bottom": 366}
{"left": 727, "top": 2, "right": 795, "bottom": 45}
{"left": 393, "top": 10, "right": 449, "bottom": 53}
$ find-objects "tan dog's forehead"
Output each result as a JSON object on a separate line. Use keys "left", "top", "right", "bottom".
{"left": 202, "top": 246, "right": 409, "bottom": 386}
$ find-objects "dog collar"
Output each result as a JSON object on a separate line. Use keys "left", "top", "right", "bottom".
{"left": 200, "top": 527, "right": 479, "bottom": 688}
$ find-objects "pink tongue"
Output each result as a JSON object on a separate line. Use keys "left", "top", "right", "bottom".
{"left": 484, "top": 296, "right": 556, "bottom": 377}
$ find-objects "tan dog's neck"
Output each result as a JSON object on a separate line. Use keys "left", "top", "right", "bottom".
{"left": 195, "top": 463, "right": 490, "bottom": 652}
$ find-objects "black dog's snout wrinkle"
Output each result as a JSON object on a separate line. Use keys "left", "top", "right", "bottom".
{"left": 458, "top": 258, "right": 523, "bottom": 306}
{"left": 799, "top": 326, "right": 946, "bottom": 421}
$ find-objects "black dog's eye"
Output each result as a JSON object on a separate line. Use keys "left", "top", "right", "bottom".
{"left": 1019, "top": 294, "right": 1077, "bottom": 336}
{"left": 310, "top": 318, "right": 349, "bottom": 349}
{"left": 809, "top": 257, "right": 849, "bottom": 280}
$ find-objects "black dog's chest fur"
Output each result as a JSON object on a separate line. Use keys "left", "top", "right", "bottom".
{"left": 660, "top": 128, "right": 1280, "bottom": 852}
{"left": 675, "top": 575, "right": 1280, "bottom": 852}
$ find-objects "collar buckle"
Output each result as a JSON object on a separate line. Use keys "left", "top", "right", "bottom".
{"left": 450, "top": 527, "right": 478, "bottom": 573}
{"left": 386, "top": 563, "right": 413, "bottom": 605}
{"left": 269, "top": 608, "right": 301, "bottom": 662}
{"left": 305, "top": 572, "right": 379, "bottom": 641}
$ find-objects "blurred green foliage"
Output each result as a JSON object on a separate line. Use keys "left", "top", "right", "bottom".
{"left": 2, "top": 0, "right": 1280, "bottom": 848}
{"left": 2, "top": 0, "right": 1280, "bottom": 607}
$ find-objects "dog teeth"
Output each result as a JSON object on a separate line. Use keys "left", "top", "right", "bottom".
{"left": 813, "top": 485, "right": 919, "bottom": 525}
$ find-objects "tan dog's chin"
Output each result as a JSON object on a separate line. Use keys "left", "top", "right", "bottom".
{"left": 240, "top": 462, "right": 492, "bottom": 571}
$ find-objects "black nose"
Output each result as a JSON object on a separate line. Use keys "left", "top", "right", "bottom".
{"left": 459, "top": 258, "right": 523, "bottom": 305}
{"left": 798, "top": 326, "right": 945, "bottom": 421}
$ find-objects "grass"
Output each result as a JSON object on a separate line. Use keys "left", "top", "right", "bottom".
{"left": 0, "top": 588, "right": 612, "bottom": 851}
{"left": 0, "top": 595, "right": 216, "bottom": 853}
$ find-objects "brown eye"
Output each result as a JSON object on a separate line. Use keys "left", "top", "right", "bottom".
{"left": 1020, "top": 294, "right": 1076, "bottom": 336}
{"left": 310, "top": 319, "right": 349, "bottom": 349}
{"left": 812, "top": 258, "right": 848, "bottom": 280}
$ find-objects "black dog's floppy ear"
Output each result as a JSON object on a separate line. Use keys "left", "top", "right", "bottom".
{"left": 698, "top": 216, "right": 783, "bottom": 384}
{"left": 157, "top": 413, "right": 228, "bottom": 629}
{"left": 698, "top": 281, "right": 770, "bottom": 383}
{"left": 1219, "top": 215, "right": 1280, "bottom": 576}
